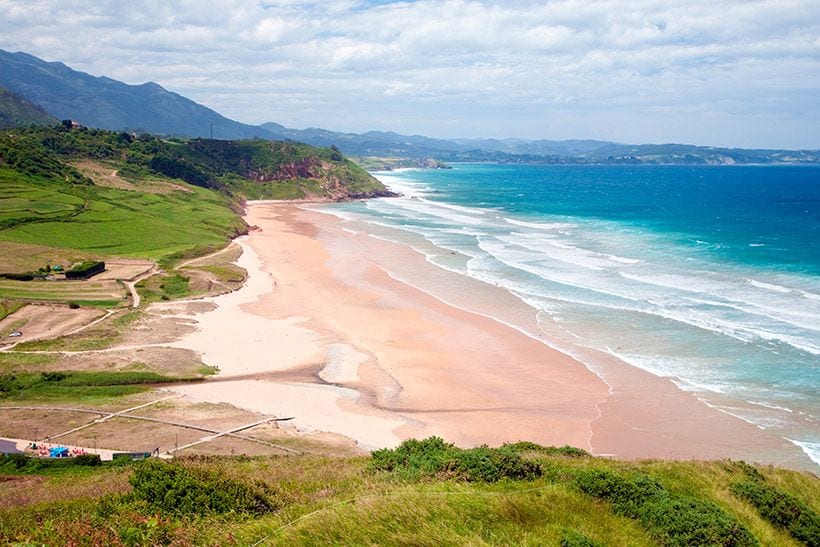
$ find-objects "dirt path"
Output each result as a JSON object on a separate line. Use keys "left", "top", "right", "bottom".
{"left": 125, "top": 266, "right": 159, "bottom": 308}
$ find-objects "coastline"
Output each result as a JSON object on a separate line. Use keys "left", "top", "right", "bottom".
{"left": 165, "top": 201, "right": 814, "bottom": 469}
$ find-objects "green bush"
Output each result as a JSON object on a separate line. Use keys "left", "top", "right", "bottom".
{"left": 731, "top": 479, "right": 820, "bottom": 546}
{"left": 561, "top": 529, "right": 603, "bottom": 547}
{"left": 41, "top": 371, "right": 67, "bottom": 382}
{"left": 370, "top": 437, "right": 541, "bottom": 482}
{"left": 128, "top": 459, "right": 276, "bottom": 516}
{"left": 504, "top": 441, "right": 590, "bottom": 458}
{"left": 575, "top": 469, "right": 757, "bottom": 546}
{"left": 0, "top": 271, "right": 35, "bottom": 281}
{"left": 0, "top": 453, "right": 102, "bottom": 473}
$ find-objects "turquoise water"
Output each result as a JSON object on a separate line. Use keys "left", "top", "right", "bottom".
{"left": 326, "top": 164, "right": 820, "bottom": 465}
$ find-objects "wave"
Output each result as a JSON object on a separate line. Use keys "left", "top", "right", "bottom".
{"left": 787, "top": 439, "right": 820, "bottom": 466}
{"left": 747, "top": 400, "right": 794, "bottom": 413}
{"left": 504, "top": 217, "right": 576, "bottom": 230}
{"left": 353, "top": 208, "right": 820, "bottom": 358}
{"left": 748, "top": 279, "right": 793, "bottom": 293}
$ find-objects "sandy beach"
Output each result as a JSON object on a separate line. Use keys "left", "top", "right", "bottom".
{"left": 166, "top": 202, "right": 812, "bottom": 468}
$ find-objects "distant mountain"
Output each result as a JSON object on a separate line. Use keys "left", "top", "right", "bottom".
{"left": 260, "top": 123, "right": 470, "bottom": 157}
{"left": 261, "top": 124, "right": 819, "bottom": 165}
{"left": 2, "top": 49, "right": 816, "bottom": 165}
{"left": 0, "top": 50, "right": 276, "bottom": 140}
{"left": 0, "top": 86, "right": 56, "bottom": 129}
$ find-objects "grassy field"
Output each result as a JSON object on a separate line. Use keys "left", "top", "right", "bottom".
{"left": 0, "top": 167, "right": 245, "bottom": 262}
{"left": 0, "top": 278, "right": 126, "bottom": 304}
{"left": 0, "top": 370, "right": 202, "bottom": 404}
{"left": 0, "top": 440, "right": 817, "bottom": 545}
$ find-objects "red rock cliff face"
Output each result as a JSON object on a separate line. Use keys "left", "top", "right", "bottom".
{"left": 242, "top": 158, "right": 320, "bottom": 182}
{"left": 273, "top": 158, "right": 319, "bottom": 180}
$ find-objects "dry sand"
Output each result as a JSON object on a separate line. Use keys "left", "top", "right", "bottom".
{"left": 166, "top": 202, "right": 811, "bottom": 467}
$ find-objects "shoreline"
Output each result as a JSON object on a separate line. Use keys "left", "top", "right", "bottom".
{"left": 164, "top": 201, "right": 814, "bottom": 469}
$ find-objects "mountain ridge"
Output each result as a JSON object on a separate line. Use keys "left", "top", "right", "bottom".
{"left": 0, "top": 86, "right": 57, "bottom": 129}
{"left": 2, "top": 48, "right": 818, "bottom": 164}
{"left": 0, "top": 49, "right": 277, "bottom": 140}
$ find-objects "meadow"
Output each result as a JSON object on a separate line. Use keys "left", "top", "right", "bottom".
{"left": 0, "top": 166, "right": 245, "bottom": 263}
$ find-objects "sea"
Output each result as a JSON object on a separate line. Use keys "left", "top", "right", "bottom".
{"left": 321, "top": 163, "right": 820, "bottom": 466}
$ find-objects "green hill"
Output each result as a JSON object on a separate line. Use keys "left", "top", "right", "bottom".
{"left": 0, "top": 87, "right": 56, "bottom": 129}
{"left": 0, "top": 125, "right": 391, "bottom": 267}
{"left": 0, "top": 438, "right": 817, "bottom": 545}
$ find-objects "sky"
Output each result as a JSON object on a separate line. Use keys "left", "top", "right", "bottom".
{"left": 1, "top": 0, "right": 819, "bottom": 149}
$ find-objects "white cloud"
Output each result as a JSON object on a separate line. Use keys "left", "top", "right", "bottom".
{"left": 0, "top": 0, "right": 818, "bottom": 147}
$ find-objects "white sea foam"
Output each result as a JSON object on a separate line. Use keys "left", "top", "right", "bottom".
{"left": 787, "top": 439, "right": 820, "bottom": 466}
{"left": 608, "top": 254, "right": 642, "bottom": 264}
{"left": 748, "top": 400, "right": 794, "bottom": 413}
{"left": 749, "top": 279, "right": 793, "bottom": 293}
{"left": 804, "top": 291, "right": 820, "bottom": 301}
{"left": 504, "top": 217, "right": 576, "bottom": 230}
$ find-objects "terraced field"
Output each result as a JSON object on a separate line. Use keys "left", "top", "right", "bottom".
{"left": 0, "top": 278, "right": 126, "bottom": 307}
{"left": 0, "top": 178, "right": 86, "bottom": 228}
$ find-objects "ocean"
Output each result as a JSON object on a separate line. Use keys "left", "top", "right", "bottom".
{"left": 322, "top": 163, "right": 820, "bottom": 466}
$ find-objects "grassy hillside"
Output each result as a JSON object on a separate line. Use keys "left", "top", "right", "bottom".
{"left": 0, "top": 87, "right": 56, "bottom": 130}
{"left": 0, "top": 438, "right": 817, "bottom": 545}
{"left": 0, "top": 125, "right": 390, "bottom": 269}
{"left": 0, "top": 163, "right": 244, "bottom": 263}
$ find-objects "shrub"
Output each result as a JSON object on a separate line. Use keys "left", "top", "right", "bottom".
{"left": 731, "top": 479, "right": 820, "bottom": 546}
{"left": 71, "top": 454, "right": 102, "bottom": 466}
{"left": 575, "top": 469, "right": 757, "bottom": 546}
{"left": 371, "top": 437, "right": 541, "bottom": 482}
{"left": 148, "top": 155, "right": 213, "bottom": 188}
{"left": 0, "top": 272, "right": 35, "bottom": 281}
{"left": 561, "top": 530, "right": 603, "bottom": 547}
{"left": 504, "top": 441, "right": 591, "bottom": 458}
{"left": 41, "top": 371, "right": 67, "bottom": 382}
{"left": 0, "top": 453, "right": 102, "bottom": 472}
{"left": 128, "top": 459, "right": 276, "bottom": 516}
{"left": 0, "top": 374, "right": 16, "bottom": 393}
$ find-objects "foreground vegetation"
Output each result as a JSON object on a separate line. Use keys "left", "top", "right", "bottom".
{"left": 0, "top": 438, "right": 817, "bottom": 545}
